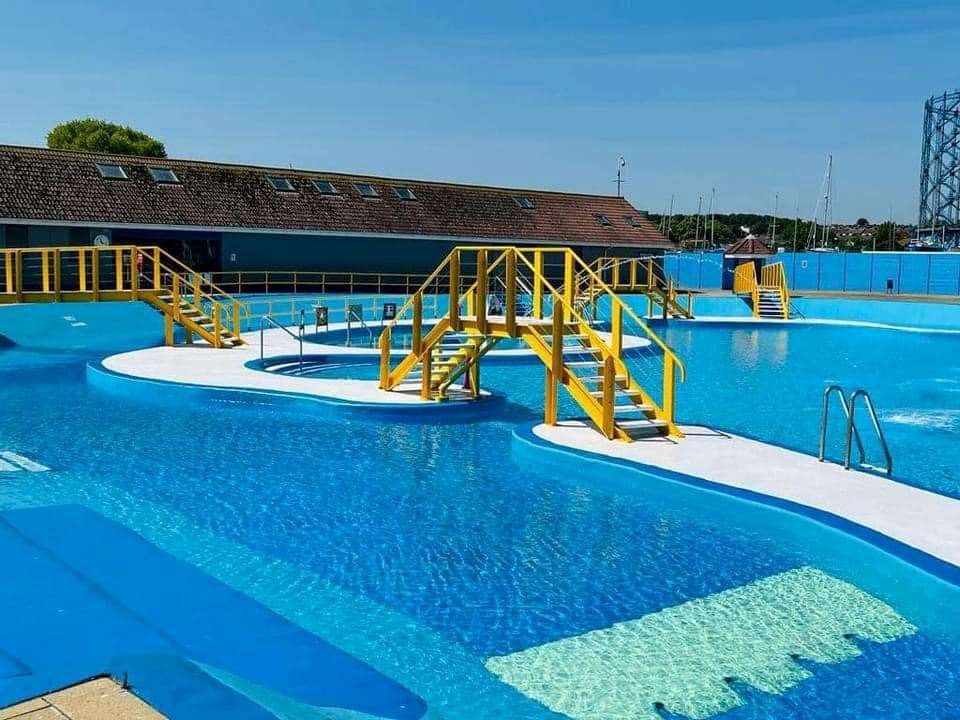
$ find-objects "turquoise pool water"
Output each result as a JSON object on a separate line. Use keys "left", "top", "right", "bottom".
{"left": 658, "top": 321, "right": 960, "bottom": 499}
{"left": 305, "top": 324, "right": 531, "bottom": 351}
{"left": 1, "top": 306, "right": 959, "bottom": 719}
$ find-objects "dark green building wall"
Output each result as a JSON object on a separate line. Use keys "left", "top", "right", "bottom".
{"left": 220, "top": 231, "right": 662, "bottom": 274}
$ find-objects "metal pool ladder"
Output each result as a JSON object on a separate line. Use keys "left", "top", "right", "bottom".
{"left": 819, "top": 385, "right": 893, "bottom": 476}
{"left": 260, "top": 310, "right": 305, "bottom": 374}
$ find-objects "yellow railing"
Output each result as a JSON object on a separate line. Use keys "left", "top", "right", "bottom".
{"left": 580, "top": 256, "right": 694, "bottom": 319}
{"left": 378, "top": 246, "right": 686, "bottom": 438}
{"left": 761, "top": 262, "right": 791, "bottom": 319}
{"left": 733, "top": 260, "right": 791, "bottom": 320}
{"left": 208, "top": 270, "right": 435, "bottom": 297}
{"left": 732, "top": 261, "right": 760, "bottom": 318}
{"left": 0, "top": 245, "right": 245, "bottom": 347}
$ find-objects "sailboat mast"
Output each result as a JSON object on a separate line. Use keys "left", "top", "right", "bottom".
{"left": 695, "top": 195, "right": 703, "bottom": 246}
{"left": 822, "top": 154, "right": 833, "bottom": 247}
{"left": 704, "top": 188, "right": 717, "bottom": 247}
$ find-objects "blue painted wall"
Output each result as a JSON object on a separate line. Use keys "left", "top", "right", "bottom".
{"left": 772, "top": 253, "right": 960, "bottom": 296}
{"left": 685, "top": 295, "right": 960, "bottom": 331}
{"left": 662, "top": 252, "right": 725, "bottom": 290}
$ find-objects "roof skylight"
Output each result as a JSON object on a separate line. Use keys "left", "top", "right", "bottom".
{"left": 353, "top": 183, "right": 380, "bottom": 198}
{"left": 313, "top": 180, "right": 339, "bottom": 195}
{"left": 96, "top": 163, "right": 127, "bottom": 180}
{"left": 267, "top": 176, "right": 295, "bottom": 191}
{"left": 392, "top": 186, "right": 417, "bottom": 201}
{"left": 512, "top": 196, "right": 535, "bottom": 209}
{"left": 147, "top": 167, "right": 179, "bottom": 184}
{"left": 596, "top": 214, "right": 612, "bottom": 226}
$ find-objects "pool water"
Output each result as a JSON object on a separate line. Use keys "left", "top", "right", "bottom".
{"left": 0, "top": 316, "right": 959, "bottom": 719}
{"left": 306, "top": 324, "right": 531, "bottom": 351}
{"left": 660, "top": 321, "right": 960, "bottom": 499}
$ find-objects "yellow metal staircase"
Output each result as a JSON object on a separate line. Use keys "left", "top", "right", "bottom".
{"left": 0, "top": 245, "right": 245, "bottom": 348}
{"left": 378, "top": 247, "right": 686, "bottom": 441}
{"left": 733, "top": 260, "right": 791, "bottom": 320}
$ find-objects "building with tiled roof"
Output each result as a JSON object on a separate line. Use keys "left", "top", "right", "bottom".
{"left": 0, "top": 145, "right": 672, "bottom": 273}
{"left": 725, "top": 236, "right": 774, "bottom": 257}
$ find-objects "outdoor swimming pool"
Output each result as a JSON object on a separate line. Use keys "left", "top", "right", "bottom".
{"left": 1, "top": 306, "right": 959, "bottom": 719}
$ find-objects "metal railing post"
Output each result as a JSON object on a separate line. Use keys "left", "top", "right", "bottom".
{"left": 662, "top": 355, "right": 676, "bottom": 428}
{"left": 611, "top": 301, "right": 623, "bottom": 357}
{"left": 379, "top": 326, "right": 391, "bottom": 388}
{"left": 412, "top": 293, "right": 423, "bottom": 355}
{"left": 476, "top": 250, "right": 487, "bottom": 334}
{"left": 449, "top": 250, "right": 460, "bottom": 331}
{"left": 602, "top": 355, "right": 616, "bottom": 439}
{"left": 532, "top": 249, "right": 543, "bottom": 319}
{"left": 505, "top": 249, "right": 517, "bottom": 336}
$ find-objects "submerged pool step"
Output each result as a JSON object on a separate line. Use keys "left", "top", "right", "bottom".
{"left": 0, "top": 451, "right": 49, "bottom": 473}
{"left": 485, "top": 566, "right": 916, "bottom": 720}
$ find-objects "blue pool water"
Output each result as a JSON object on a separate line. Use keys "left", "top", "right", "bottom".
{"left": 1, "top": 305, "right": 959, "bottom": 719}
{"left": 305, "top": 324, "right": 531, "bottom": 351}
{"left": 659, "top": 321, "right": 960, "bottom": 499}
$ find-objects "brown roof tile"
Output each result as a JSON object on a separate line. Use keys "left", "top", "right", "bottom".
{"left": 0, "top": 145, "right": 673, "bottom": 249}
{"left": 726, "top": 236, "right": 774, "bottom": 255}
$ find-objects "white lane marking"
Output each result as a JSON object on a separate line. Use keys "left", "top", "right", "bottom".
{"left": 0, "top": 452, "right": 49, "bottom": 472}
{"left": 0, "top": 457, "right": 19, "bottom": 472}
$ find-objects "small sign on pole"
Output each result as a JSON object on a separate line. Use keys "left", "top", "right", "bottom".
{"left": 347, "top": 304, "right": 363, "bottom": 323}
{"left": 314, "top": 305, "right": 328, "bottom": 332}
{"left": 382, "top": 302, "right": 397, "bottom": 321}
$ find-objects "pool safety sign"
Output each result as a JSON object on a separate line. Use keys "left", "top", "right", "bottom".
{"left": 0, "top": 452, "right": 49, "bottom": 472}
{"left": 314, "top": 306, "right": 328, "bottom": 331}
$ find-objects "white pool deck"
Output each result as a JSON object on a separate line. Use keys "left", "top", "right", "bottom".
{"left": 102, "top": 320, "right": 646, "bottom": 406}
{"left": 104, "top": 324, "right": 451, "bottom": 405}
{"left": 534, "top": 421, "right": 960, "bottom": 568}
{"left": 100, "top": 322, "right": 960, "bottom": 570}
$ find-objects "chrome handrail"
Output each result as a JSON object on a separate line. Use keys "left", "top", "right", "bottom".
{"left": 846, "top": 389, "right": 893, "bottom": 476}
{"left": 819, "top": 384, "right": 892, "bottom": 476}
{"left": 260, "top": 310, "right": 305, "bottom": 374}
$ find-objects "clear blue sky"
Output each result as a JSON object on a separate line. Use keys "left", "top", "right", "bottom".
{"left": 1, "top": 0, "right": 957, "bottom": 223}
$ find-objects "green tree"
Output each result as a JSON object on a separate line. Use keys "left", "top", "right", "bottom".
{"left": 47, "top": 118, "right": 166, "bottom": 157}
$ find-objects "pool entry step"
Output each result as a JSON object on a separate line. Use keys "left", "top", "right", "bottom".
{"left": 0, "top": 452, "right": 49, "bottom": 472}
{"left": 378, "top": 246, "right": 686, "bottom": 441}
{"left": 485, "top": 566, "right": 916, "bottom": 720}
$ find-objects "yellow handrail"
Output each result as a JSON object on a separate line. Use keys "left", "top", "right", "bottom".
{"left": 562, "top": 252, "right": 686, "bottom": 380}
{"left": 760, "top": 261, "right": 791, "bottom": 319}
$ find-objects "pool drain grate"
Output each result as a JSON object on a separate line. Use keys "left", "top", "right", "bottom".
{"left": 485, "top": 566, "right": 916, "bottom": 720}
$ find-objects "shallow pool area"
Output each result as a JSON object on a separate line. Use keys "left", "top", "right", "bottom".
{"left": 1, "top": 298, "right": 960, "bottom": 719}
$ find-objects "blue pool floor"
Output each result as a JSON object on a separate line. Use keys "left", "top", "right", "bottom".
{"left": 0, "top": 505, "right": 426, "bottom": 719}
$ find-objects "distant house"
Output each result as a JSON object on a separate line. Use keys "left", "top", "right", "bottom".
{"left": 725, "top": 236, "right": 774, "bottom": 258}
{"left": 0, "top": 145, "right": 674, "bottom": 273}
